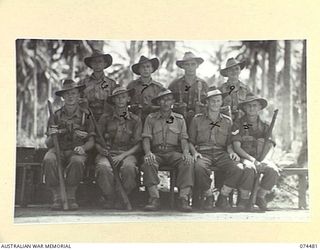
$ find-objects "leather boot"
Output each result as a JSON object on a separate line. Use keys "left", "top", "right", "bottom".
{"left": 144, "top": 198, "right": 160, "bottom": 211}
{"left": 179, "top": 198, "right": 192, "bottom": 212}
{"left": 256, "top": 196, "right": 268, "bottom": 211}
{"left": 51, "top": 187, "right": 62, "bottom": 211}
{"left": 202, "top": 196, "right": 214, "bottom": 211}
{"left": 216, "top": 194, "right": 231, "bottom": 211}
{"left": 68, "top": 199, "right": 79, "bottom": 211}
{"left": 237, "top": 198, "right": 250, "bottom": 212}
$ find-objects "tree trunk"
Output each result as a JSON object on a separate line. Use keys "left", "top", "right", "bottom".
{"left": 261, "top": 50, "right": 266, "bottom": 97}
{"left": 33, "top": 41, "right": 38, "bottom": 138}
{"left": 267, "top": 41, "right": 277, "bottom": 99}
{"left": 298, "top": 40, "right": 307, "bottom": 167}
{"left": 282, "top": 40, "right": 292, "bottom": 151}
{"left": 18, "top": 98, "right": 23, "bottom": 137}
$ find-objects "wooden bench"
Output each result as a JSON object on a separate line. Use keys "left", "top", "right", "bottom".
{"left": 280, "top": 167, "right": 308, "bottom": 209}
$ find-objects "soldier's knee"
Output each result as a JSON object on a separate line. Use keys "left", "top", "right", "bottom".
{"left": 121, "top": 164, "right": 137, "bottom": 177}
{"left": 70, "top": 155, "right": 86, "bottom": 166}
{"left": 43, "top": 152, "right": 57, "bottom": 165}
{"left": 96, "top": 163, "right": 113, "bottom": 177}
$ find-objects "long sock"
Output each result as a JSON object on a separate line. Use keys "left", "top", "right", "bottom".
{"left": 203, "top": 188, "right": 213, "bottom": 198}
{"left": 148, "top": 185, "right": 160, "bottom": 198}
{"left": 179, "top": 187, "right": 191, "bottom": 199}
{"left": 239, "top": 189, "right": 250, "bottom": 199}
{"left": 257, "top": 187, "right": 269, "bottom": 198}
{"left": 220, "top": 185, "right": 233, "bottom": 196}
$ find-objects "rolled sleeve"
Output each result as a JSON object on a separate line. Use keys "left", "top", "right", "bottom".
{"left": 142, "top": 115, "right": 153, "bottom": 139}
{"left": 231, "top": 121, "right": 241, "bottom": 143}
{"left": 188, "top": 118, "right": 197, "bottom": 144}
{"left": 132, "top": 117, "right": 143, "bottom": 144}
{"left": 179, "top": 118, "right": 189, "bottom": 140}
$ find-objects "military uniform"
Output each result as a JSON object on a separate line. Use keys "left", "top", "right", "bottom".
{"left": 189, "top": 113, "right": 250, "bottom": 195}
{"left": 80, "top": 73, "right": 117, "bottom": 121}
{"left": 219, "top": 80, "right": 251, "bottom": 121}
{"left": 95, "top": 109, "right": 142, "bottom": 199}
{"left": 168, "top": 76, "right": 208, "bottom": 124}
{"left": 231, "top": 115, "right": 280, "bottom": 192}
{"left": 43, "top": 105, "right": 95, "bottom": 208}
{"left": 141, "top": 111, "right": 194, "bottom": 198}
{"left": 127, "top": 78, "right": 164, "bottom": 122}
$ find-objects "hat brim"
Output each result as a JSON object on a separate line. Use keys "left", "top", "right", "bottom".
{"left": 202, "top": 92, "right": 228, "bottom": 102}
{"left": 176, "top": 57, "right": 204, "bottom": 68}
{"left": 84, "top": 54, "right": 113, "bottom": 69}
{"left": 107, "top": 88, "right": 135, "bottom": 105}
{"left": 55, "top": 85, "right": 86, "bottom": 97}
{"left": 131, "top": 58, "right": 160, "bottom": 75}
{"left": 151, "top": 92, "right": 178, "bottom": 105}
{"left": 238, "top": 98, "right": 268, "bottom": 111}
{"left": 220, "top": 61, "right": 246, "bottom": 77}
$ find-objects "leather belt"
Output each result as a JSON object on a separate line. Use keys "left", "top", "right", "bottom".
{"left": 152, "top": 144, "right": 179, "bottom": 152}
{"left": 195, "top": 145, "right": 224, "bottom": 151}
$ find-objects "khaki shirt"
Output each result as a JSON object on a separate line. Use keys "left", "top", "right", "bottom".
{"left": 127, "top": 78, "right": 164, "bottom": 110}
{"left": 80, "top": 73, "right": 117, "bottom": 121}
{"left": 168, "top": 76, "right": 208, "bottom": 111}
{"left": 47, "top": 105, "right": 95, "bottom": 151}
{"left": 231, "top": 115, "right": 270, "bottom": 158}
{"left": 97, "top": 109, "right": 142, "bottom": 151}
{"left": 219, "top": 80, "right": 251, "bottom": 115}
{"left": 142, "top": 111, "right": 188, "bottom": 147}
{"left": 189, "top": 112, "right": 232, "bottom": 148}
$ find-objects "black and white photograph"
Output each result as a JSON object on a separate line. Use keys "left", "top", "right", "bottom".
{"left": 14, "top": 39, "right": 308, "bottom": 224}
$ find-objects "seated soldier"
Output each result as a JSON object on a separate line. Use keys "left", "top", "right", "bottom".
{"left": 95, "top": 86, "right": 142, "bottom": 209}
{"left": 43, "top": 79, "right": 95, "bottom": 210}
{"left": 127, "top": 55, "right": 165, "bottom": 123}
{"left": 232, "top": 93, "right": 280, "bottom": 211}
{"left": 142, "top": 89, "right": 194, "bottom": 212}
{"left": 189, "top": 87, "right": 252, "bottom": 211}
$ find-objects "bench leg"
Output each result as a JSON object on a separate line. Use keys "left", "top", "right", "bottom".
{"left": 298, "top": 174, "right": 308, "bottom": 209}
{"left": 20, "top": 167, "right": 28, "bottom": 207}
{"left": 170, "top": 171, "right": 176, "bottom": 209}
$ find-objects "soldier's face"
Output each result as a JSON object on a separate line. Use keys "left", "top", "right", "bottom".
{"left": 244, "top": 101, "right": 261, "bottom": 116}
{"left": 207, "top": 95, "right": 223, "bottom": 111}
{"left": 90, "top": 57, "right": 106, "bottom": 72}
{"left": 181, "top": 59, "right": 199, "bottom": 76}
{"left": 226, "top": 65, "right": 241, "bottom": 80}
{"left": 159, "top": 94, "right": 174, "bottom": 111}
{"left": 114, "top": 92, "right": 130, "bottom": 108}
{"left": 62, "top": 89, "right": 80, "bottom": 105}
{"left": 139, "top": 61, "right": 154, "bottom": 78}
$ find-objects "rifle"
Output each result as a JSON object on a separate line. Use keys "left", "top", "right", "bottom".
{"left": 47, "top": 101, "right": 69, "bottom": 210}
{"left": 86, "top": 108, "right": 132, "bottom": 211}
{"left": 173, "top": 81, "right": 187, "bottom": 118}
{"left": 195, "top": 81, "right": 204, "bottom": 115}
{"left": 248, "top": 109, "right": 279, "bottom": 209}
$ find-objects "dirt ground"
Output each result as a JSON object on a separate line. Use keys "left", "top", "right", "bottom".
{"left": 14, "top": 205, "right": 309, "bottom": 224}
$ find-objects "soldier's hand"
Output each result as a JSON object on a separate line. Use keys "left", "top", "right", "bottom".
{"left": 74, "top": 146, "right": 85, "bottom": 155}
{"left": 48, "top": 125, "right": 59, "bottom": 135}
{"left": 144, "top": 152, "right": 156, "bottom": 166}
{"left": 112, "top": 154, "right": 126, "bottom": 166}
{"left": 182, "top": 152, "right": 194, "bottom": 165}
{"left": 193, "top": 152, "right": 203, "bottom": 161}
{"left": 229, "top": 152, "right": 240, "bottom": 162}
{"left": 74, "top": 129, "right": 88, "bottom": 139}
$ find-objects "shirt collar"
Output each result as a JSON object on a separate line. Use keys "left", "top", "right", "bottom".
{"left": 90, "top": 72, "right": 107, "bottom": 81}
{"left": 61, "top": 105, "right": 82, "bottom": 118}
{"left": 155, "top": 110, "right": 173, "bottom": 120}
{"left": 112, "top": 108, "right": 131, "bottom": 120}
{"left": 204, "top": 111, "right": 223, "bottom": 123}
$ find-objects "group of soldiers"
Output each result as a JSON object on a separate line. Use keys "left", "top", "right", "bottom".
{"left": 43, "top": 49, "right": 280, "bottom": 213}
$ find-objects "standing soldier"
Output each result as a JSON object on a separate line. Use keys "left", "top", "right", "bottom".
{"left": 189, "top": 87, "right": 253, "bottom": 211}
{"left": 232, "top": 93, "right": 280, "bottom": 211}
{"left": 168, "top": 52, "right": 208, "bottom": 125}
{"left": 95, "top": 86, "right": 142, "bottom": 209}
{"left": 43, "top": 80, "right": 95, "bottom": 210}
{"left": 127, "top": 55, "right": 165, "bottom": 123}
{"left": 219, "top": 57, "right": 251, "bottom": 121}
{"left": 142, "top": 89, "right": 194, "bottom": 212}
{"left": 80, "top": 49, "right": 117, "bottom": 121}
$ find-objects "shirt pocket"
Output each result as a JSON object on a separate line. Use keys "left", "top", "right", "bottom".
{"left": 152, "top": 126, "right": 163, "bottom": 145}
{"left": 215, "top": 127, "right": 228, "bottom": 146}
{"left": 166, "top": 125, "right": 180, "bottom": 146}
